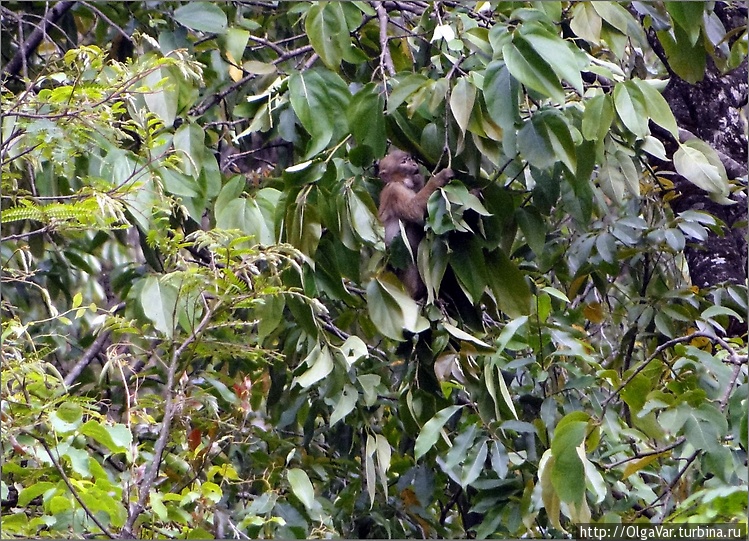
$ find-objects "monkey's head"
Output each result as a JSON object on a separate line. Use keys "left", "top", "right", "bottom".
{"left": 378, "top": 149, "right": 422, "bottom": 189}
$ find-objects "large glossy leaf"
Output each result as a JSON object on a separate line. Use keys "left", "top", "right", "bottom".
{"left": 140, "top": 275, "right": 179, "bottom": 337}
{"left": 366, "top": 274, "right": 429, "bottom": 340}
{"left": 569, "top": 2, "right": 602, "bottom": 44}
{"left": 173, "top": 3, "right": 227, "bottom": 34}
{"left": 215, "top": 188, "right": 281, "bottom": 245}
{"left": 613, "top": 82, "right": 648, "bottom": 138}
{"left": 287, "top": 468, "right": 315, "bottom": 510}
{"left": 483, "top": 61, "right": 520, "bottom": 133}
{"left": 673, "top": 140, "right": 729, "bottom": 196}
{"left": 666, "top": 2, "right": 704, "bottom": 46}
{"left": 80, "top": 420, "right": 132, "bottom": 454}
{"left": 450, "top": 77, "right": 476, "bottom": 135}
{"left": 633, "top": 79, "right": 679, "bottom": 138}
{"left": 503, "top": 35, "right": 565, "bottom": 103}
{"left": 657, "top": 23, "right": 706, "bottom": 83}
{"left": 143, "top": 68, "right": 178, "bottom": 126}
{"left": 347, "top": 83, "right": 387, "bottom": 157}
{"left": 485, "top": 248, "right": 531, "bottom": 318}
{"left": 414, "top": 405, "right": 463, "bottom": 460}
{"left": 550, "top": 413, "right": 588, "bottom": 505}
{"left": 293, "top": 344, "right": 334, "bottom": 389}
{"left": 520, "top": 22, "right": 585, "bottom": 95}
{"left": 305, "top": 2, "right": 350, "bottom": 70}
{"left": 173, "top": 122, "right": 205, "bottom": 178}
{"left": 289, "top": 69, "right": 351, "bottom": 157}
{"left": 581, "top": 94, "right": 614, "bottom": 142}
{"left": 330, "top": 384, "right": 358, "bottom": 426}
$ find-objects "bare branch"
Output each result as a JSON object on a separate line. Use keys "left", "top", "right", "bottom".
{"left": 374, "top": 2, "right": 396, "bottom": 77}
{"left": 1, "top": 1, "right": 77, "bottom": 81}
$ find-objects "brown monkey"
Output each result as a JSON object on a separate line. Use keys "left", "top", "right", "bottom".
{"left": 378, "top": 149, "right": 453, "bottom": 298}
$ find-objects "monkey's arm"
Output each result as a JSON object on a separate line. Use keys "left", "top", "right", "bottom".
{"left": 379, "top": 171, "right": 453, "bottom": 224}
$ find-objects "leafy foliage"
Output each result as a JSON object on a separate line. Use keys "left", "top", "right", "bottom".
{"left": 1, "top": 1, "right": 746, "bottom": 539}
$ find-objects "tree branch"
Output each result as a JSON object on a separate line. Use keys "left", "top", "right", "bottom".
{"left": 1, "top": 1, "right": 77, "bottom": 81}
{"left": 374, "top": 2, "right": 396, "bottom": 77}
{"left": 121, "top": 300, "right": 218, "bottom": 538}
{"left": 23, "top": 429, "right": 115, "bottom": 538}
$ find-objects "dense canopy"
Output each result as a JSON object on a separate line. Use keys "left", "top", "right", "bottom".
{"left": 1, "top": 1, "right": 747, "bottom": 539}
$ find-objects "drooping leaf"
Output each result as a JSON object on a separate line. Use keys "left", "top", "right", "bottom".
{"left": 140, "top": 275, "right": 179, "bottom": 338}
{"left": 450, "top": 77, "right": 476, "bottom": 135}
{"left": 305, "top": 2, "right": 350, "bottom": 70}
{"left": 174, "top": 3, "right": 228, "bottom": 34}
{"left": 289, "top": 69, "right": 351, "bottom": 157}
{"left": 673, "top": 140, "right": 729, "bottom": 196}
{"left": 287, "top": 468, "right": 315, "bottom": 510}
{"left": 414, "top": 405, "right": 463, "bottom": 460}
{"left": 347, "top": 83, "right": 387, "bottom": 157}
{"left": 503, "top": 35, "right": 565, "bottom": 103}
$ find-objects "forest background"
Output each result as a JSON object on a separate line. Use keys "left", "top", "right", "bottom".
{"left": 1, "top": 1, "right": 747, "bottom": 539}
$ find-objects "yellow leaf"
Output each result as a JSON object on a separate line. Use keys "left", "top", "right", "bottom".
{"left": 225, "top": 50, "right": 243, "bottom": 82}
{"left": 621, "top": 451, "right": 669, "bottom": 479}
{"left": 583, "top": 302, "right": 605, "bottom": 323}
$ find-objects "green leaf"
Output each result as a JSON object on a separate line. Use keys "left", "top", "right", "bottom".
{"left": 293, "top": 344, "right": 334, "bottom": 389}
{"left": 143, "top": 68, "right": 178, "bottom": 126}
{"left": 414, "top": 405, "right": 463, "bottom": 460}
{"left": 443, "top": 322, "right": 492, "bottom": 349}
{"left": 550, "top": 417, "right": 587, "bottom": 505}
{"left": 140, "top": 275, "right": 179, "bottom": 338}
{"left": 387, "top": 73, "right": 429, "bottom": 114}
{"left": 63, "top": 445, "right": 90, "bottom": 477}
{"left": 173, "top": 123, "right": 205, "bottom": 178}
{"left": 503, "top": 35, "right": 565, "bottom": 103}
{"left": 224, "top": 27, "right": 250, "bottom": 66}
{"left": 496, "top": 315, "right": 529, "bottom": 354}
{"left": 150, "top": 491, "right": 169, "bottom": 521}
{"left": 633, "top": 79, "right": 679, "bottom": 138}
{"left": 375, "top": 433, "right": 391, "bottom": 496}
{"left": 215, "top": 189, "right": 281, "bottom": 245}
{"left": 450, "top": 77, "right": 476, "bottom": 135}
{"left": 174, "top": 3, "right": 228, "bottom": 34}
{"left": 460, "top": 439, "right": 488, "bottom": 488}
{"left": 50, "top": 402, "right": 83, "bottom": 433}
{"left": 666, "top": 2, "right": 704, "bottom": 46}
{"left": 520, "top": 23, "right": 584, "bottom": 95}
{"left": 673, "top": 140, "right": 729, "bottom": 196}
{"left": 613, "top": 82, "right": 648, "bottom": 138}
{"left": 365, "top": 434, "right": 376, "bottom": 507}
{"left": 347, "top": 83, "right": 387, "bottom": 157}
{"left": 80, "top": 420, "right": 132, "bottom": 454}
{"left": 330, "top": 384, "right": 358, "bottom": 426}
{"left": 683, "top": 403, "right": 728, "bottom": 452}
{"left": 485, "top": 249, "right": 532, "bottom": 318}
{"left": 657, "top": 23, "right": 706, "bottom": 83}
{"left": 366, "top": 274, "right": 429, "bottom": 341}
{"left": 483, "top": 61, "right": 519, "bottom": 132}
{"left": 19, "top": 482, "right": 56, "bottom": 507}
{"left": 305, "top": 2, "right": 350, "bottom": 70}
{"left": 582, "top": 94, "right": 614, "bottom": 141}
{"left": 289, "top": 69, "right": 351, "bottom": 157}
{"left": 570, "top": 3, "right": 602, "bottom": 44}
{"left": 204, "top": 376, "right": 237, "bottom": 404}
{"left": 287, "top": 468, "right": 315, "bottom": 510}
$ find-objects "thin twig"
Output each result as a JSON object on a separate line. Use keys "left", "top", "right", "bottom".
{"left": 121, "top": 300, "right": 218, "bottom": 538}
{"left": 63, "top": 304, "right": 125, "bottom": 387}
{"left": 22, "top": 429, "right": 116, "bottom": 539}
{"left": 601, "top": 331, "right": 740, "bottom": 415}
